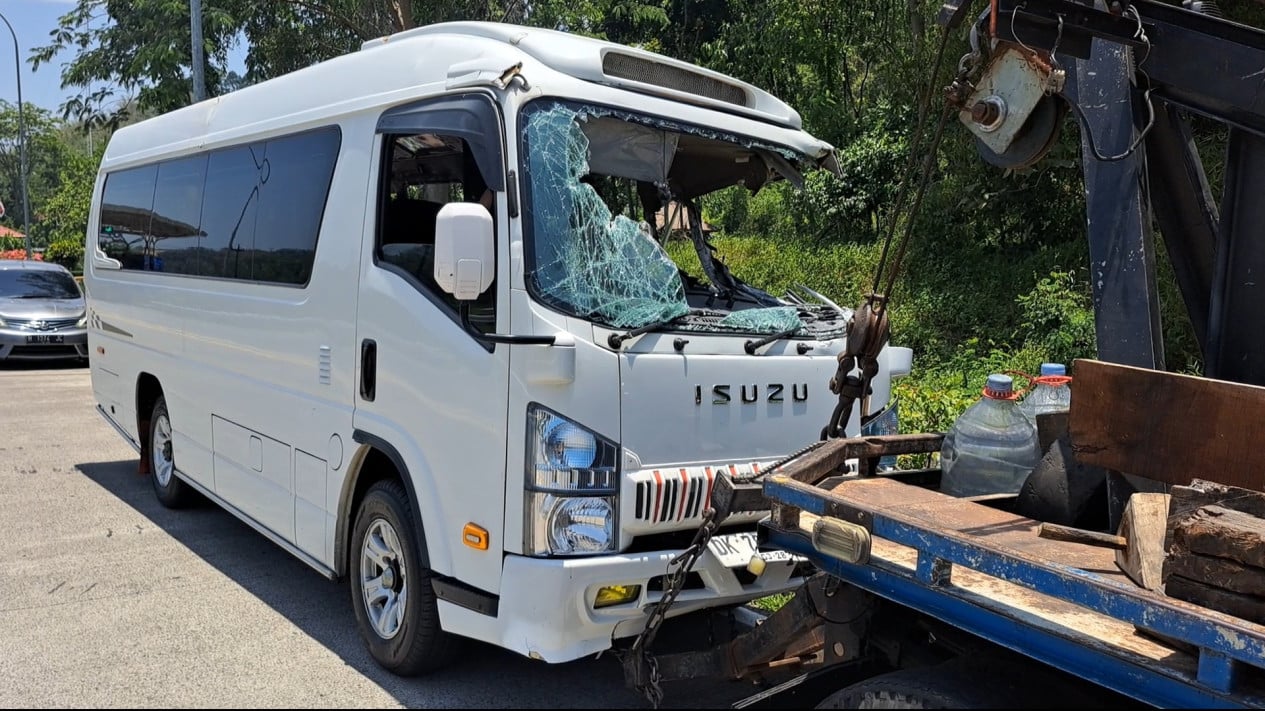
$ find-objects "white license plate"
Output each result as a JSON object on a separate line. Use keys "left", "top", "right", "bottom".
{"left": 25, "top": 335, "right": 64, "bottom": 344}
{"left": 706, "top": 531, "right": 799, "bottom": 569}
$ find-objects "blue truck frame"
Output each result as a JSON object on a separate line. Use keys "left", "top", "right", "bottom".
{"left": 760, "top": 474, "right": 1265, "bottom": 708}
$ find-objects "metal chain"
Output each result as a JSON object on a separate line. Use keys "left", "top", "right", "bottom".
{"left": 627, "top": 507, "right": 718, "bottom": 707}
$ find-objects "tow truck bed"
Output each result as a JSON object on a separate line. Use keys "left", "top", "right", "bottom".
{"left": 761, "top": 475, "right": 1265, "bottom": 708}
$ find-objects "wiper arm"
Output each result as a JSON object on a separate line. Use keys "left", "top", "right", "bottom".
{"left": 608, "top": 311, "right": 695, "bottom": 349}
{"left": 745, "top": 326, "right": 810, "bottom": 355}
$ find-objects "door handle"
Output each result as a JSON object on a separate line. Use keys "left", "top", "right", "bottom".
{"left": 360, "top": 339, "right": 377, "bottom": 402}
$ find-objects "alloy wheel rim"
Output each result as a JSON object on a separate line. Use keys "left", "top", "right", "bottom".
{"left": 152, "top": 414, "right": 174, "bottom": 487}
{"left": 360, "top": 518, "right": 408, "bottom": 640}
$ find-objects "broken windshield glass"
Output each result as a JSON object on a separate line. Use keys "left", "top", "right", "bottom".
{"left": 520, "top": 100, "right": 830, "bottom": 335}
{"left": 719, "top": 306, "right": 804, "bottom": 333}
{"left": 522, "top": 104, "right": 689, "bottom": 328}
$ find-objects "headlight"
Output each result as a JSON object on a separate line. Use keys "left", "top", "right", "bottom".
{"left": 861, "top": 399, "right": 900, "bottom": 470}
{"left": 525, "top": 404, "right": 619, "bottom": 555}
{"left": 0, "top": 316, "right": 6, "bottom": 327}
{"left": 76, "top": 314, "right": 87, "bottom": 328}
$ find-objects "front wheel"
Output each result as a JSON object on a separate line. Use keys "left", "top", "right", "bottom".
{"left": 149, "top": 396, "right": 195, "bottom": 508}
{"left": 816, "top": 660, "right": 1024, "bottom": 709}
{"left": 349, "top": 480, "right": 459, "bottom": 675}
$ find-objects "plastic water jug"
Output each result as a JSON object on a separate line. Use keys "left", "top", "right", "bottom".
{"left": 941, "top": 374, "right": 1041, "bottom": 497}
{"left": 1019, "top": 362, "right": 1073, "bottom": 421}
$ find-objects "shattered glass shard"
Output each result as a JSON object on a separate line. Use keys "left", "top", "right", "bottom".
{"left": 718, "top": 306, "right": 804, "bottom": 333}
{"left": 523, "top": 105, "right": 690, "bottom": 328}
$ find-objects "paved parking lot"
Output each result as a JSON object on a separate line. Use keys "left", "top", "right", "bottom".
{"left": 0, "top": 364, "right": 758, "bottom": 708}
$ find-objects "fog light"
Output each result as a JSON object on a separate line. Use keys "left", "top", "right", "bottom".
{"left": 812, "top": 517, "right": 871, "bottom": 565}
{"left": 594, "top": 584, "right": 641, "bottom": 608}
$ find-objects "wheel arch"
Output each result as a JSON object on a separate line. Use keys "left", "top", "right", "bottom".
{"left": 336, "top": 430, "right": 444, "bottom": 579}
{"left": 135, "top": 372, "right": 164, "bottom": 474}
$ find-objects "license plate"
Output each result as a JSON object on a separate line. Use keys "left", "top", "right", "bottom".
{"left": 707, "top": 531, "right": 799, "bottom": 569}
{"left": 24, "top": 335, "right": 64, "bottom": 344}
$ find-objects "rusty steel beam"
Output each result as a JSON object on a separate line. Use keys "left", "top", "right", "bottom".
{"left": 644, "top": 574, "right": 872, "bottom": 684}
{"left": 709, "top": 434, "right": 945, "bottom": 522}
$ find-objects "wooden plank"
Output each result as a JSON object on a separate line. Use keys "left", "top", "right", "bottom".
{"left": 1165, "top": 478, "right": 1265, "bottom": 550}
{"left": 1165, "top": 548, "right": 1265, "bottom": 596}
{"left": 829, "top": 477, "right": 1121, "bottom": 574}
{"left": 1115, "top": 493, "right": 1169, "bottom": 591}
{"left": 1165, "top": 575, "right": 1265, "bottom": 625}
{"left": 1068, "top": 358, "right": 1265, "bottom": 490}
{"left": 1172, "top": 505, "right": 1265, "bottom": 568}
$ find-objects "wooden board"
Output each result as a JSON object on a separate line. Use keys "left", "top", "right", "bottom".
{"left": 1171, "top": 505, "right": 1265, "bottom": 568}
{"left": 828, "top": 478, "right": 1121, "bottom": 574}
{"left": 1165, "top": 479, "right": 1265, "bottom": 550}
{"left": 1114, "top": 492, "right": 1169, "bottom": 591}
{"left": 1068, "top": 358, "right": 1265, "bottom": 490}
{"left": 1166, "top": 576, "right": 1265, "bottom": 625}
{"left": 1165, "top": 548, "right": 1265, "bottom": 596}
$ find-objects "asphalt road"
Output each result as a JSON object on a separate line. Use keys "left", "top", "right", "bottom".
{"left": 0, "top": 364, "right": 762, "bottom": 709}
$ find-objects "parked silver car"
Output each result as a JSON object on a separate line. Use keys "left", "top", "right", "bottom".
{"left": 0, "top": 260, "right": 89, "bottom": 363}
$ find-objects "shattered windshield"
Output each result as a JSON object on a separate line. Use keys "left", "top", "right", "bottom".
{"left": 519, "top": 99, "right": 851, "bottom": 338}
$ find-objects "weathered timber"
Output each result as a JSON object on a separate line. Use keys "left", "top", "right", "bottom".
{"left": 1115, "top": 493, "right": 1170, "bottom": 591}
{"left": 1165, "top": 478, "right": 1265, "bottom": 550}
{"left": 1068, "top": 358, "right": 1265, "bottom": 490}
{"left": 1171, "top": 505, "right": 1265, "bottom": 569}
{"left": 1164, "top": 548, "right": 1265, "bottom": 596}
{"left": 1164, "top": 575, "right": 1265, "bottom": 625}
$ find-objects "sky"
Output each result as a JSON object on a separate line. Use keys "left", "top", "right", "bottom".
{"left": 0, "top": 0, "right": 248, "bottom": 114}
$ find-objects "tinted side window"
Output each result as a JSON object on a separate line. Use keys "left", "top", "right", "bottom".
{"left": 99, "top": 165, "right": 158, "bottom": 269}
{"left": 150, "top": 155, "right": 208, "bottom": 275}
{"left": 252, "top": 128, "right": 340, "bottom": 285}
{"left": 99, "top": 125, "right": 339, "bottom": 285}
{"left": 199, "top": 144, "right": 263, "bottom": 280}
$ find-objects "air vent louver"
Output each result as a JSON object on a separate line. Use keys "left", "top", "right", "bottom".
{"left": 602, "top": 52, "right": 746, "bottom": 107}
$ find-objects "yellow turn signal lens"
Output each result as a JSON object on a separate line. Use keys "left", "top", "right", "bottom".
{"left": 594, "top": 584, "right": 642, "bottom": 608}
{"left": 463, "top": 523, "right": 489, "bottom": 550}
{"left": 811, "top": 516, "right": 872, "bottom": 565}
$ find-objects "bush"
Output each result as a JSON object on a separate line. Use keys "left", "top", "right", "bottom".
{"left": 43, "top": 238, "right": 84, "bottom": 272}
{"left": 1014, "top": 270, "right": 1096, "bottom": 366}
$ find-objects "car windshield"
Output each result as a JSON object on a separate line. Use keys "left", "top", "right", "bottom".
{"left": 518, "top": 99, "right": 849, "bottom": 338}
{"left": 0, "top": 269, "right": 81, "bottom": 299}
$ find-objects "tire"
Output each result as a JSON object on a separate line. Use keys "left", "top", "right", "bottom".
{"left": 350, "top": 480, "right": 459, "bottom": 675}
{"left": 815, "top": 662, "right": 1022, "bottom": 709}
{"left": 149, "top": 396, "right": 195, "bottom": 508}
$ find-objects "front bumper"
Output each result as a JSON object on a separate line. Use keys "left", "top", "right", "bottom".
{"left": 492, "top": 536, "right": 805, "bottom": 663}
{"left": 0, "top": 327, "right": 88, "bottom": 361}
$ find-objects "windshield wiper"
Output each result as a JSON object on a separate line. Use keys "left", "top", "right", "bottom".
{"left": 745, "top": 326, "right": 810, "bottom": 356}
{"left": 608, "top": 311, "right": 696, "bottom": 349}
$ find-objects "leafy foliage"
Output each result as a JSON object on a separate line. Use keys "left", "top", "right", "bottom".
{"left": 0, "top": 102, "right": 75, "bottom": 240}
{"left": 43, "top": 239, "right": 85, "bottom": 272}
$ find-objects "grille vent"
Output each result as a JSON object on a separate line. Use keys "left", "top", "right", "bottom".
{"left": 602, "top": 52, "right": 747, "bottom": 107}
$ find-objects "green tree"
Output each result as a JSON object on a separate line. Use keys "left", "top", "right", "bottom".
{"left": 38, "top": 148, "right": 101, "bottom": 255}
{"left": 0, "top": 102, "right": 76, "bottom": 243}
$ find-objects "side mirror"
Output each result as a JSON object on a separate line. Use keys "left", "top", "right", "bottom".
{"left": 434, "top": 202, "right": 494, "bottom": 301}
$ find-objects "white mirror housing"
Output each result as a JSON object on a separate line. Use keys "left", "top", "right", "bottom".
{"left": 434, "top": 202, "right": 495, "bottom": 301}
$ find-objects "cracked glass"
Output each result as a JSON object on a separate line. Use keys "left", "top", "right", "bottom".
{"left": 520, "top": 99, "right": 845, "bottom": 339}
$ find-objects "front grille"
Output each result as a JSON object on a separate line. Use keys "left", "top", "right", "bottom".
{"left": 9, "top": 345, "right": 80, "bottom": 357}
{"left": 632, "top": 462, "right": 769, "bottom": 525}
{"left": 602, "top": 52, "right": 747, "bottom": 107}
{"left": 8, "top": 317, "right": 79, "bottom": 332}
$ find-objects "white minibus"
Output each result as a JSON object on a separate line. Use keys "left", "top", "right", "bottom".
{"left": 86, "top": 21, "right": 911, "bottom": 674}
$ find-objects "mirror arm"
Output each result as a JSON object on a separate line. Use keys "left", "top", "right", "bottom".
{"left": 460, "top": 302, "right": 556, "bottom": 346}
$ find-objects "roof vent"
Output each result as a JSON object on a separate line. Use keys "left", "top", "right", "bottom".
{"left": 602, "top": 52, "right": 747, "bottom": 107}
